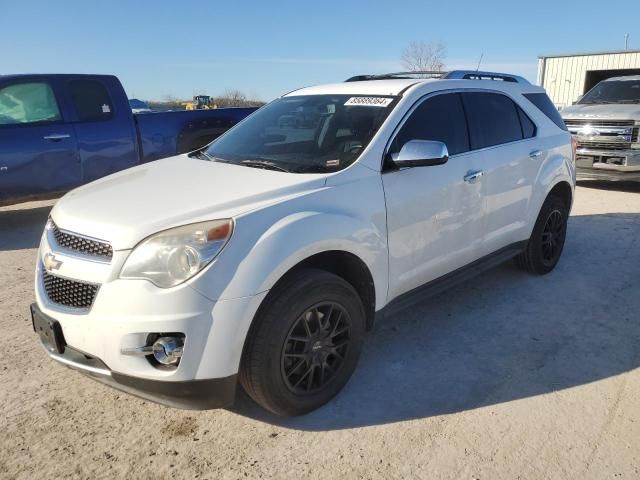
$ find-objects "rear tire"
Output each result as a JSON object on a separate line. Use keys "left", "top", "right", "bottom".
{"left": 515, "top": 194, "right": 568, "bottom": 274}
{"left": 239, "top": 268, "right": 366, "bottom": 416}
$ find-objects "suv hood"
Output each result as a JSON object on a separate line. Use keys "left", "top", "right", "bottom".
{"left": 51, "top": 155, "right": 326, "bottom": 250}
{"left": 561, "top": 103, "right": 640, "bottom": 120}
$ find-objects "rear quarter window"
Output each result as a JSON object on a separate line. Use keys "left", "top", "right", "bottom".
{"left": 523, "top": 93, "right": 567, "bottom": 131}
{"left": 69, "top": 79, "right": 113, "bottom": 122}
{"left": 517, "top": 106, "right": 536, "bottom": 139}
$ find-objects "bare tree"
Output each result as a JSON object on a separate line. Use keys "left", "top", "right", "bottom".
{"left": 212, "top": 89, "right": 265, "bottom": 108}
{"left": 401, "top": 41, "right": 447, "bottom": 72}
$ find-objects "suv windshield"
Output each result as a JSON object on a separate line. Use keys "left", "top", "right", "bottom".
{"left": 204, "top": 94, "right": 397, "bottom": 173}
{"left": 579, "top": 79, "right": 640, "bottom": 104}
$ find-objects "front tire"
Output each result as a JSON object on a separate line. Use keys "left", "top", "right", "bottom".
{"left": 239, "top": 269, "right": 366, "bottom": 416}
{"left": 515, "top": 194, "right": 568, "bottom": 274}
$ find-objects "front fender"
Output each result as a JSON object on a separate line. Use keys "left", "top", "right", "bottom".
{"left": 190, "top": 207, "right": 388, "bottom": 309}
{"left": 190, "top": 206, "right": 388, "bottom": 379}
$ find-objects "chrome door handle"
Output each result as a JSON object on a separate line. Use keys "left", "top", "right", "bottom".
{"left": 43, "top": 133, "right": 71, "bottom": 141}
{"left": 464, "top": 170, "right": 484, "bottom": 183}
{"left": 529, "top": 149, "right": 544, "bottom": 158}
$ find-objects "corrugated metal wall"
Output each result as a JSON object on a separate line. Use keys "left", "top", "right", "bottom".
{"left": 537, "top": 51, "right": 640, "bottom": 107}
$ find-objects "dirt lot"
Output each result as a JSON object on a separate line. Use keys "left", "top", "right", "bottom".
{"left": 1, "top": 183, "right": 639, "bottom": 479}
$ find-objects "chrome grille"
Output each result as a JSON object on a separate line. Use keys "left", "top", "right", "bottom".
{"left": 50, "top": 220, "right": 113, "bottom": 260}
{"left": 565, "top": 119, "right": 639, "bottom": 147}
{"left": 577, "top": 141, "right": 632, "bottom": 150}
{"left": 564, "top": 119, "right": 635, "bottom": 128}
{"left": 42, "top": 270, "right": 99, "bottom": 310}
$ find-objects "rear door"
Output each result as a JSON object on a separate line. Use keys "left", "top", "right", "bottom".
{"left": 461, "top": 91, "right": 538, "bottom": 255}
{"left": 382, "top": 92, "right": 484, "bottom": 300}
{"left": 0, "top": 79, "right": 80, "bottom": 204}
{"left": 64, "top": 77, "right": 139, "bottom": 183}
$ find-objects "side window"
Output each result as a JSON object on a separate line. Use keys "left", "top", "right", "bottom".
{"left": 462, "top": 92, "right": 523, "bottom": 149}
{"left": 517, "top": 106, "right": 536, "bottom": 139}
{"left": 390, "top": 93, "right": 469, "bottom": 157}
{"left": 68, "top": 80, "right": 113, "bottom": 122}
{"left": 0, "top": 82, "right": 61, "bottom": 125}
{"left": 523, "top": 92, "right": 568, "bottom": 131}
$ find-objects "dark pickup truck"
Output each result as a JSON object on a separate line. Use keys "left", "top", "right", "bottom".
{"left": 0, "top": 74, "right": 257, "bottom": 205}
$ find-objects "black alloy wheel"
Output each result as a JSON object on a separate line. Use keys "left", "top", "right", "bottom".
{"left": 540, "top": 209, "right": 565, "bottom": 266}
{"left": 281, "top": 302, "right": 351, "bottom": 394}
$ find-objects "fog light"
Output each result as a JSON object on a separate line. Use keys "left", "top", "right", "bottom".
{"left": 152, "top": 336, "right": 184, "bottom": 365}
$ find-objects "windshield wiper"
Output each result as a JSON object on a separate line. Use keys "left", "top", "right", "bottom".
{"left": 582, "top": 100, "right": 616, "bottom": 104}
{"left": 190, "top": 150, "right": 236, "bottom": 164}
{"left": 240, "top": 159, "right": 291, "bottom": 172}
{"left": 189, "top": 150, "right": 211, "bottom": 161}
{"left": 616, "top": 99, "right": 640, "bottom": 104}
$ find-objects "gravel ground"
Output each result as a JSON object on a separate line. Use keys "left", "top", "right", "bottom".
{"left": 1, "top": 183, "right": 639, "bottom": 479}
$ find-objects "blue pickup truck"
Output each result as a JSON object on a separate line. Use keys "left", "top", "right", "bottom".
{"left": 0, "top": 74, "right": 257, "bottom": 206}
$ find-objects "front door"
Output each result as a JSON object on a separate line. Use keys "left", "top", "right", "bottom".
{"left": 0, "top": 80, "right": 79, "bottom": 204}
{"left": 382, "top": 92, "right": 484, "bottom": 301}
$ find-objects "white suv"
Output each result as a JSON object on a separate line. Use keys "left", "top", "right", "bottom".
{"left": 32, "top": 70, "right": 575, "bottom": 416}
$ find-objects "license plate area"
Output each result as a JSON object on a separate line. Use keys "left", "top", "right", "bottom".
{"left": 31, "top": 304, "right": 66, "bottom": 354}
{"left": 576, "top": 155, "right": 596, "bottom": 168}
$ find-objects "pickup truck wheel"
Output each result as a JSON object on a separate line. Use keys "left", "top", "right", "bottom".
{"left": 515, "top": 194, "right": 568, "bottom": 274}
{"left": 239, "top": 269, "right": 366, "bottom": 416}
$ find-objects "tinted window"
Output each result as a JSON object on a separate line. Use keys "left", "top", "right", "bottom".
{"left": 462, "top": 92, "right": 523, "bottom": 149}
{"left": 518, "top": 107, "right": 536, "bottom": 138}
{"left": 389, "top": 93, "right": 469, "bottom": 156}
{"left": 69, "top": 80, "right": 113, "bottom": 122}
{"left": 523, "top": 93, "right": 567, "bottom": 131}
{"left": 578, "top": 79, "right": 640, "bottom": 104}
{"left": 0, "top": 82, "right": 61, "bottom": 125}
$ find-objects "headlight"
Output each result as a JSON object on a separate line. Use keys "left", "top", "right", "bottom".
{"left": 120, "top": 219, "right": 233, "bottom": 288}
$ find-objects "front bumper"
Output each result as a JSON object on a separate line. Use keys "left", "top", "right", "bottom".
{"left": 31, "top": 302, "right": 237, "bottom": 409}
{"left": 576, "top": 147, "right": 640, "bottom": 181}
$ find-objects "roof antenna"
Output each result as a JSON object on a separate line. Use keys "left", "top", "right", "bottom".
{"left": 624, "top": 33, "right": 630, "bottom": 50}
{"left": 476, "top": 53, "right": 484, "bottom": 72}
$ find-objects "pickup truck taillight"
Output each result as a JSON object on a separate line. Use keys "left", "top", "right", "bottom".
{"left": 571, "top": 136, "right": 577, "bottom": 163}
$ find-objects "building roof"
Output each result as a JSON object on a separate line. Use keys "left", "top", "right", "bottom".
{"left": 538, "top": 49, "right": 640, "bottom": 59}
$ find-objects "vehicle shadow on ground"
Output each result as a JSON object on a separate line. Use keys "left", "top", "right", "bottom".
{"left": 230, "top": 212, "right": 640, "bottom": 430}
{"left": 577, "top": 180, "right": 640, "bottom": 193}
{"left": 0, "top": 205, "right": 52, "bottom": 251}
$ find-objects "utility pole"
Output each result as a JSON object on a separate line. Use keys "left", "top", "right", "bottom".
{"left": 624, "top": 33, "right": 629, "bottom": 50}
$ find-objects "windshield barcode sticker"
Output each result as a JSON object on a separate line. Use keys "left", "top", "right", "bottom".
{"left": 344, "top": 97, "right": 393, "bottom": 107}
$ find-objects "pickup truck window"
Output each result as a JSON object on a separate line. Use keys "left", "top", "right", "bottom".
{"left": 463, "top": 92, "right": 524, "bottom": 149}
{"left": 578, "top": 79, "right": 640, "bottom": 105}
{"left": 389, "top": 93, "right": 469, "bottom": 157}
{"left": 0, "top": 82, "right": 61, "bottom": 126}
{"left": 69, "top": 79, "right": 113, "bottom": 122}
{"left": 205, "top": 95, "right": 396, "bottom": 173}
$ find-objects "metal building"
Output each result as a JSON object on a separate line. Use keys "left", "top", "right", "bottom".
{"left": 537, "top": 49, "right": 640, "bottom": 108}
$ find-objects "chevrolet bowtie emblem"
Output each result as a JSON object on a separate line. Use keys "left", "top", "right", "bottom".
{"left": 43, "top": 253, "right": 62, "bottom": 272}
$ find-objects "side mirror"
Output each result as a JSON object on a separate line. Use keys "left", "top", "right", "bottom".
{"left": 394, "top": 140, "right": 449, "bottom": 168}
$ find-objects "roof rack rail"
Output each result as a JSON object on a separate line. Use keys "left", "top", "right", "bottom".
{"left": 443, "top": 70, "right": 530, "bottom": 84}
{"left": 345, "top": 71, "right": 446, "bottom": 82}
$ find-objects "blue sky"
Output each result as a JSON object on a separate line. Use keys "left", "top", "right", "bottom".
{"left": 3, "top": 0, "right": 639, "bottom": 101}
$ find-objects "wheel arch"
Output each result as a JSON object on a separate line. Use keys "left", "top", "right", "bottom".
{"left": 548, "top": 180, "right": 573, "bottom": 210}
{"left": 267, "top": 250, "right": 377, "bottom": 331}
{"left": 526, "top": 148, "right": 574, "bottom": 236}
